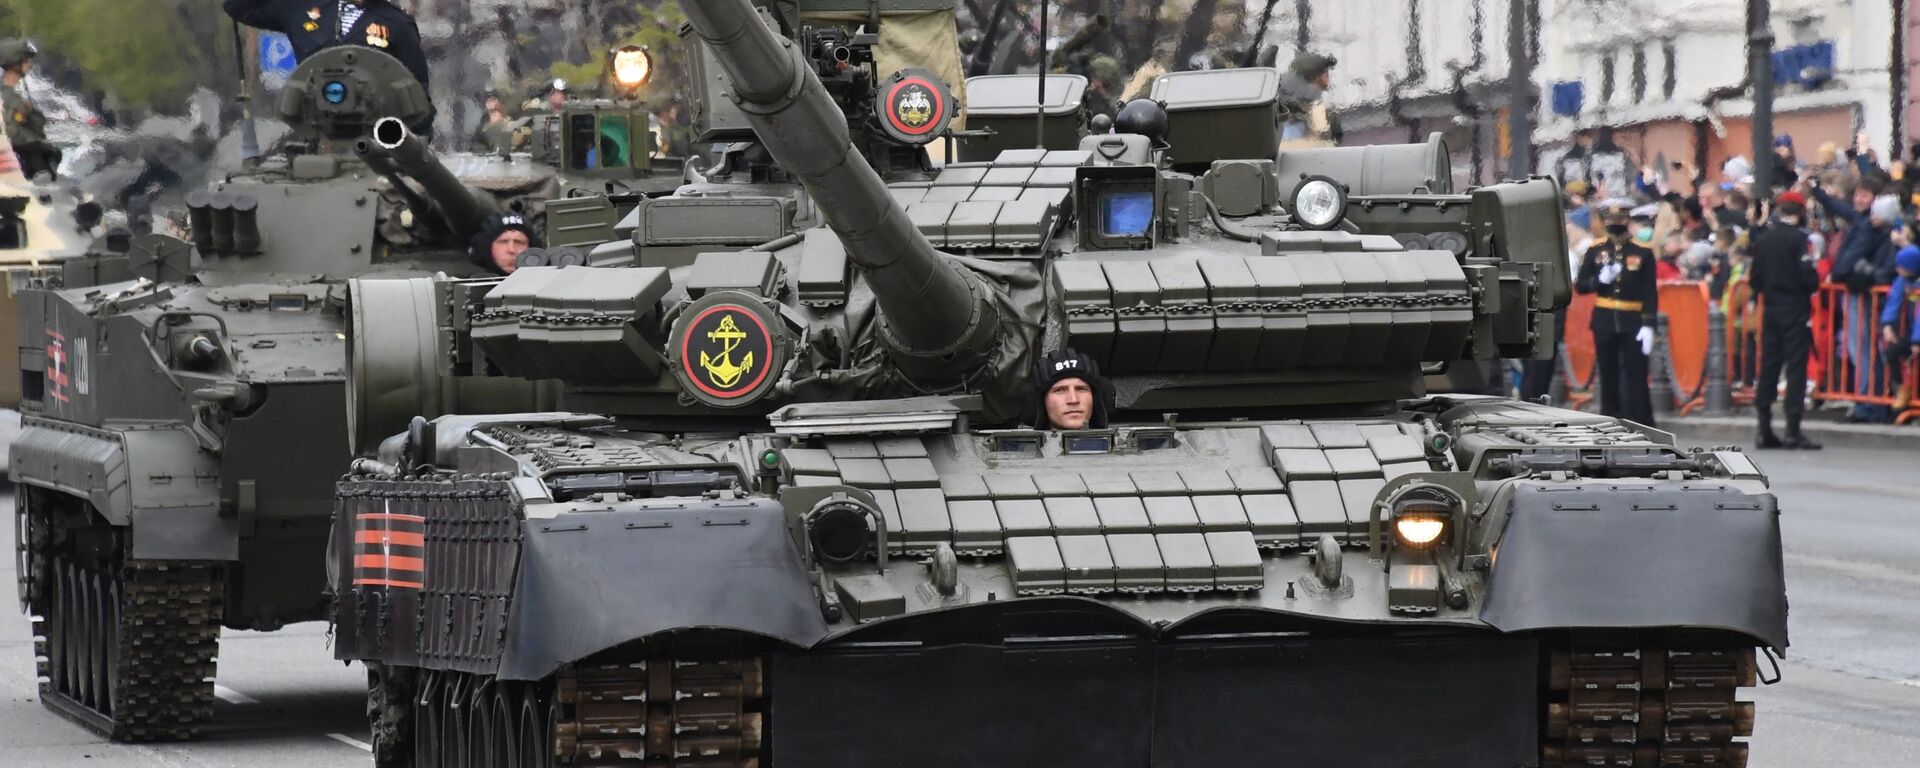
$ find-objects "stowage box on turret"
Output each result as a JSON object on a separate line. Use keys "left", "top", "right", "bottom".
{"left": 7, "top": 47, "right": 560, "bottom": 740}
{"left": 329, "top": 3, "right": 1787, "bottom": 767}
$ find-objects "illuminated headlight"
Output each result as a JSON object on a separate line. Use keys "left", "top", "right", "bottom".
{"left": 1394, "top": 514, "right": 1446, "bottom": 546}
{"left": 1392, "top": 499, "right": 1452, "bottom": 548}
{"left": 612, "top": 46, "right": 654, "bottom": 89}
{"left": 1291, "top": 175, "right": 1348, "bottom": 230}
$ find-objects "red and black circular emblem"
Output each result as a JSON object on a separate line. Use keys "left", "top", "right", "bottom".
{"left": 671, "top": 291, "right": 786, "bottom": 408}
{"left": 879, "top": 68, "right": 952, "bottom": 146}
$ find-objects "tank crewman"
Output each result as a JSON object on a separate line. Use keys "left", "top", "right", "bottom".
{"left": 1574, "top": 202, "right": 1660, "bottom": 427}
{"left": 468, "top": 212, "right": 542, "bottom": 276}
{"left": 223, "top": 0, "right": 432, "bottom": 128}
{"left": 1081, "top": 55, "right": 1122, "bottom": 123}
{"left": 546, "top": 79, "right": 570, "bottom": 117}
{"left": 1024, "top": 348, "right": 1116, "bottom": 430}
{"left": 0, "top": 39, "right": 61, "bottom": 180}
{"left": 1747, "top": 191, "right": 1824, "bottom": 450}
{"left": 654, "top": 95, "right": 691, "bottom": 158}
{"left": 1278, "top": 52, "right": 1341, "bottom": 148}
{"left": 470, "top": 89, "right": 516, "bottom": 154}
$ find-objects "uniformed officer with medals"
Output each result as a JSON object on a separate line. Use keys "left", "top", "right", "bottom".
{"left": 223, "top": 0, "right": 433, "bottom": 131}
{"left": 1575, "top": 202, "right": 1661, "bottom": 427}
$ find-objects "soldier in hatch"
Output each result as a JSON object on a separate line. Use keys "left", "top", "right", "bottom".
{"left": 468, "top": 212, "right": 542, "bottom": 276}
{"left": 0, "top": 39, "right": 60, "bottom": 180}
{"left": 1278, "top": 52, "right": 1341, "bottom": 148}
{"left": 1025, "top": 348, "right": 1116, "bottom": 430}
{"left": 224, "top": 0, "right": 433, "bottom": 131}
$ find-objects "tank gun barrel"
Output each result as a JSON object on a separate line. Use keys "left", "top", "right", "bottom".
{"left": 357, "top": 117, "right": 497, "bottom": 241}
{"left": 681, "top": 0, "right": 1000, "bottom": 375}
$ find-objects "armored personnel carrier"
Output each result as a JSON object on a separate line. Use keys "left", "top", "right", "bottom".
{"left": 0, "top": 140, "right": 102, "bottom": 406}
{"left": 7, "top": 46, "right": 559, "bottom": 740}
{"left": 329, "top": 1, "right": 1787, "bottom": 766}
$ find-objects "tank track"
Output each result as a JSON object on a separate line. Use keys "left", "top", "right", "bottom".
{"left": 1541, "top": 635, "right": 1758, "bottom": 767}
{"left": 33, "top": 556, "right": 224, "bottom": 741}
{"left": 399, "top": 652, "right": 765, "bottom": 768}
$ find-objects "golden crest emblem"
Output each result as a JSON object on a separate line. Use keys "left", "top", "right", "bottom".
{"left": 896, "top": 86, "right": 933, "bottom": 128}
{"left": 698, "top": 314, "right": 755, "bottom": 390}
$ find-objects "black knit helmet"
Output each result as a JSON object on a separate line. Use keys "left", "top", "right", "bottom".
{"left": 468, "top": 212, "right": 543, "bottom": 275}
{"left": 1023, "top": 347, "right": 1116, "bottom": 429}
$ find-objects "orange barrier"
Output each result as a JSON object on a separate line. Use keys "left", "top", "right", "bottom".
{"left": 1561, "top": 280, "right": 1920, "bottom": 425}
{"left": 1562, "top": 293, "right": 1596, "bottom": 410}
{"left": 1811, "top": 284, "right": 1920, "bottom": 424}
{"left": 1661, "top": 282, "right": 1713, "bottom": 411}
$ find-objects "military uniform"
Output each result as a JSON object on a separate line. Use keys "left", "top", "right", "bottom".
{"left": 470, "top": 117, "right": 514, "bottom": 154}
{"left": 223, "top": 1, "right": 430, "bottom": 99}
{"left": 0, "top": 40, "right": 58, "bottom": 180}
{"left": 1575, "top": 235, "right": 1661, "bottom": 426}
{"left": 1747, "top": 205, "right": 1823, "bottom": 448}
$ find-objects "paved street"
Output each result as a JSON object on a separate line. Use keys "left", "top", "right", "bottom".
{"left": 1, "top": 441, "right": 1917, "bottom": 766}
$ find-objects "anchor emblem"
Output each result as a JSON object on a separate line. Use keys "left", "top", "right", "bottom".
{"left": 698, "top": 314, "right": 755, "bottom": 390}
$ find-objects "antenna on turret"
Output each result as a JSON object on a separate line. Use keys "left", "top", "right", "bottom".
{"left": 230, "top": 20, "right": 260, "bottom": 163}
{"left": 1035, "top": 1, "right": 1049, "bottom": 149}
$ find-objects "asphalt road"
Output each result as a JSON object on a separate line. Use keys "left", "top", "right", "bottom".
{"left": 0, "top": 442, "right": 1916, "bottom": 766}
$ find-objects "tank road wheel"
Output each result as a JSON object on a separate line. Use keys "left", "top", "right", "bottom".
{"left": 103, "top": 577, "right": 122, "bottom": 715}
{"left": 487, "top": 684, "right": 518, "bottom": 768}
{"left": 44, "top": 555, "right": 70, "bottom": 697}
{"left": 62, "top": 560, "right": 83, "bottom": 698}
{"left": 517, "top": 686, "right": 551, "bottom": 768}
{"left": 88, "top": 572, "right": 109, "bottom": 711}
{"left": 24, "top": 494, "right": 225, "bottom": 741}
{"left": 413, "top": 671, "right": 443, "bottom": 768}
{"left": 469, "top": 682, "right": 495, "bottom": 768}
{"left": 443, "top": 676, "right": 470, "bottom": 768}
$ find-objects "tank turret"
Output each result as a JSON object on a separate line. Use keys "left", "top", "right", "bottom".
{"left": 680, "top": 1, "right": 1002, "bottom": 379}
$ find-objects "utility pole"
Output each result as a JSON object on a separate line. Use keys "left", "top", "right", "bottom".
{"left": 1296, "top": 0, "right": 1312, "bottom": 54}
{"left": 1749, "top": 0, "right": 1775, "bottom": 195}
{"left": 1505, "top": 0, "right": 1531, "bottom": 179}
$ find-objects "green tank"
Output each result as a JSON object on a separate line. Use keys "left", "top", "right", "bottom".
{"left": 329, "top": 2, "right": 1786, "bottom": 766}
{"left": 7, "top": 46, "right": 557, "bottom": 741}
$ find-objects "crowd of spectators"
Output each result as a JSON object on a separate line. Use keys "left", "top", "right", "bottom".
{"left": 1560, "top": 131, "right": 1920, "bottom": 424}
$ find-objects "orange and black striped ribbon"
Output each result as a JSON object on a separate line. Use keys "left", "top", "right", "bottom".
{"left": 352, "top": 512, "right": 427, "bottom": 589}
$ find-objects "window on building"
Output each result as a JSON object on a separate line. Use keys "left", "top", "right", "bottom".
{"left": 1631, "top": 45, "right": 1647, "bottom": 103}
{"left": 1600, "top": 52, "right": 1616, "bottom": 105}
{"left": 1662, "top": 42, "right": 1677, "bottom": 99}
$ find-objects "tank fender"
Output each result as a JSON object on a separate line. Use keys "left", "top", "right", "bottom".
{"left": 497, "top": 498, "right": 831, "bottom": 681}
{"left": 1478, "top": 481, "right": 1787, "bottom": 651}
{"left": 9, "top": 418, "right": 233, "bottom": 560}
{"left": 10, "top": 418, "right": 129, "bottom": 523}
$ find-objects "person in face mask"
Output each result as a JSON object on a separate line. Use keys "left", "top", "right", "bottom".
{"left": 1574, "top": 202, "right": 1661, "bottom": 426}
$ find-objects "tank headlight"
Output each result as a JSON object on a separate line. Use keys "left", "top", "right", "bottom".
{"left": 1291, "top": 175, "right": 1348, "bottom": 230}
{"left": 1392, "top": 499, "right": 1452, "bottom": 548}
{"left": 612, "top": 46, "right": 653, "bottom": 89}
{"left": 1394, "top": 515, "right": 1446, "bottom": 546}
{"left": 806, "top": 501, "right": 873, "bottom": 564}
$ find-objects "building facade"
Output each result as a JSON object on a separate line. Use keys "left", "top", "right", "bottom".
{"left": 1273, "top": 0, "right": 1898, "bottom": 192}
